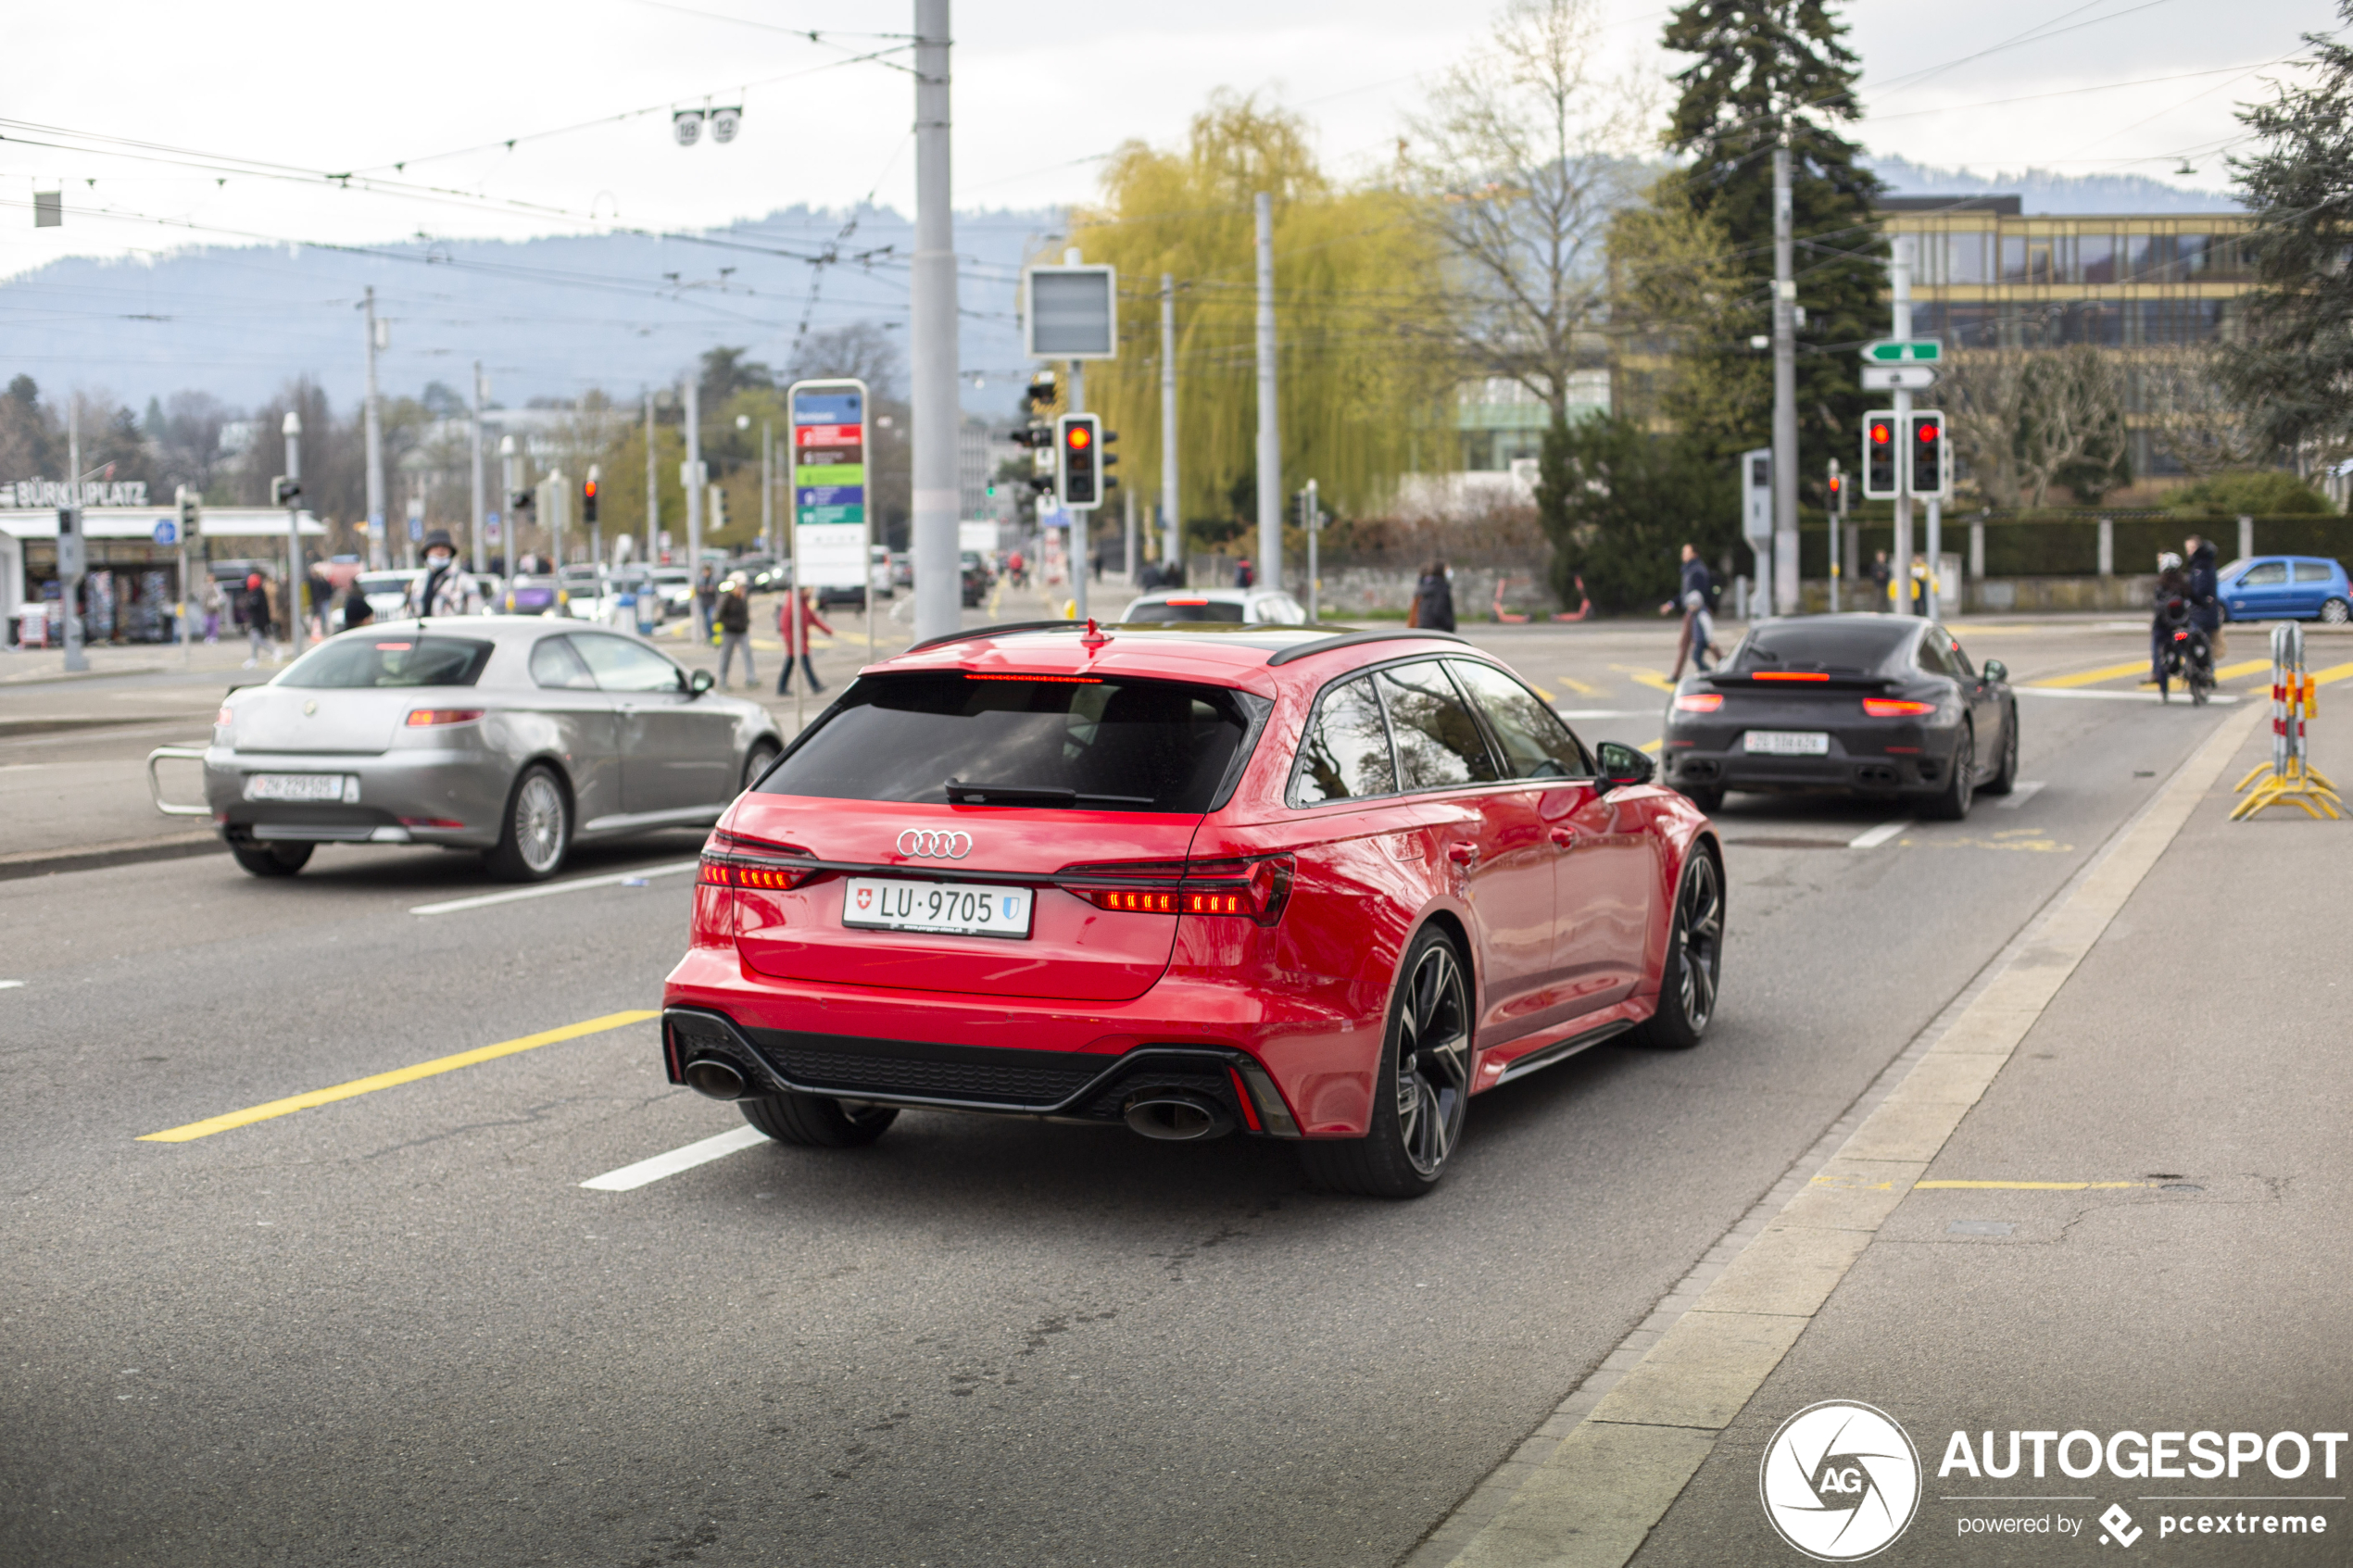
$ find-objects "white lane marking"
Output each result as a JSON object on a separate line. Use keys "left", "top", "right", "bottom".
{"left": 0, "top": 979, "right": 24, "bottom": 990}
{"left": 1848, "top": 818, "right": 1911, "bottom": 849}
{"left": 1993, "top": 780, "right": 2047, "bottom": 809}
{"left": 2017, "top": 686, "right": 2237, "bottom": 705}
{"left": 1554, "top": 709, "right": 1639, "bottom": 720}
{"left": 581, "top": 1125, "right": 769, "bottom": 1191}
{"left": 409, "top": 860, "right": 697, "bottom": 916}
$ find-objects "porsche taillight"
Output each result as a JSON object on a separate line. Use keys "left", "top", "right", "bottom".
{"left": 1861, "top": 697, "right": 1936, "bottom": 718}
{"left": 1674, "top": 692, "right": 1724, "bottom": 712}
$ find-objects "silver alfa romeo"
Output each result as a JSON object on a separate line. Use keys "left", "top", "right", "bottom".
{"left": 159, "top": 618, "right": 784, "bottom": 881}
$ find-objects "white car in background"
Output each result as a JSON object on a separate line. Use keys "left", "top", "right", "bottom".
{"left": 649, "top": 567, "right": 695, "bottom": 620}
{"left": 1117, "top": 587, "right": 1310, "bottom": 625}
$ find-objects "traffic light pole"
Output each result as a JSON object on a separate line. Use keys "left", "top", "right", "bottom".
{"left": 644, "top": 393, "right": 659, "bottom": 570}
{"left": 470, "top": 363, "right": 487, "bottom": 577}
{"left": 1161, "top": 273, "right": 1180, "bottom": 577}
{"left": 61, "top": 399, "right": 85, "bottom": 672}
{"left": 1067, "top": 360, "right": 1088, "bottom": 623}
{"left": 908, "top": 0, "right": 962, "bottom": 643}
{"left": 283, "top": 410, "right": 305, "bottom": 659}
{"left": 1769, "top": 138, "right": 1800, "bottom": 617}
{"left": 363, "top": 288, "right": 386, "bottom": 572}
{"left": 1890, "top": 240, "right": 1914, "bottom": 616}
{"left": 685, "top": 376, "right": 703, "bottom": 636}
{"left": 1254, "top": 192, "right": 1281, "bottom": 595}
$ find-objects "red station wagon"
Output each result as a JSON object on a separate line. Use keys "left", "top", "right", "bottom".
{"left": 662, "top": 623, "right": 1724, "bottom": 1197}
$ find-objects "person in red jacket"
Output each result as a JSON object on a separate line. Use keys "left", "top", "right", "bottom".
{"left": 776, "top": 586, "right": 832, "bottom": 695}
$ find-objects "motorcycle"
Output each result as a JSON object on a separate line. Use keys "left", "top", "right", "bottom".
{"left": 2155, "top": 594, "right": 2214, "bottom": 706}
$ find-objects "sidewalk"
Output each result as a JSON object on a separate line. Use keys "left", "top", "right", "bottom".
{"left": 1438, "top": 705, "right": 2352, "bottom": 1565}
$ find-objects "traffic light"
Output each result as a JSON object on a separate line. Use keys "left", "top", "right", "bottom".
{"left": 1907, "top": 410, "right": 1948, "bottom": 500}
{"left": 582, "top": 468, "right": 599, "bottom": 526}
{"left": 1100, "top": 427, "right": 1118, "bottom": 492}
{"left": 1824, "top": 461, "right": 1844, "bottom": 518}
{"left": 177, "top": 485, "right": 200, "bottom": 540}
{"left": 1022, "top": 370, "right": 1058, "bottom": 417}
{"left": 1056, "top": 413, "right": 1102, "bottom": 509}
{"left": 271, "top": 476, "right": 302, "bottom": 506}
{"left": 1862, "top": 410, "right": 1898, "bottom": 499}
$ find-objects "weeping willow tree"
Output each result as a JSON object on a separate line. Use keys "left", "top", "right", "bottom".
{"left": 1063, "top": 92, "right": 1451, "bottom": 539}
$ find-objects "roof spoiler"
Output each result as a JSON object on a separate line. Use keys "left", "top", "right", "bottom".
{"left": 903, "top": 620, "right": 1084, "bottom": 655}
{"left": 1263, "top": 629, "right": 1471, "bottom": 667}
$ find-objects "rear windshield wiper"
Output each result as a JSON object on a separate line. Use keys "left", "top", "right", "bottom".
{"left": 945, "top": 778, "right": 1156, "bottom": 808}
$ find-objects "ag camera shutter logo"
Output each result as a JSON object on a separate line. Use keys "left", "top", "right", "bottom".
{"left": 1760, "top": 1400, "right": 1922, "bottom": 1561}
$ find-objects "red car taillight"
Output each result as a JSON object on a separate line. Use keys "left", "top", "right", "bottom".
{"left": 696, "top": 834, "right": 817, "bottom": 946}
{"left": 1861, "top": 697, "right": 1936, "bottom": 718}
{"left": 1069, "top": 855, "right": 1295, "bottom": 926}
{"left": 1674, "top": 692, "right": 1724, "bottom": 712}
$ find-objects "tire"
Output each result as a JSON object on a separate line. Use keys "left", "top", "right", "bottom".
{"left": 1297, "top": 925, "right": 1474, "bottom": 1199}
{"left": 740, "top": 739, "right": 781, "bottom": 795}
{"left": 2322, "top": 597, "right": 2351, "bottom": 626}
{"left": 1631, "top": 847, "right": 1723, "bottom": 1050}
{"left": 1679, "top": 784, "right": 1724, "bottom": 814}
{"left": 738, "top": 1091, "right": 898, "bottom": 1148}
{"left": 1980, "top": 706, "right": 2020, "bottom": 795}
{"left": 1921, "top": 722, "right": 1975, "bottom": 821}
{"left": 484, "top": 763, "right": 571, "bottom": 882}
{"left": 231, "top": 840, "right": 313, "bottom": 877}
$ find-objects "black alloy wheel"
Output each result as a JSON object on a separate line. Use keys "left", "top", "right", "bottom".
{"left": 740, "top": 1091, "right": 899, "bottom": 1148}
{"left": 231, "top": 840, "right": 314, "bottom": 878}
{"left": 1633, "top": 848, "right": 1723, "bottom": 1049}
{"left": 1299, "top": 925, "right": 1474, "bottom": 1198}
{"left": 1982, "top": 707, "right": 2020, "bottom": 795}
{"left": 1923, "top": 722, "right": 1975, "bottom": 821}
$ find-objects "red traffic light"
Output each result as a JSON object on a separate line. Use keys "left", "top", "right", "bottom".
{"left": 1869, "top": 421, "right": 1894, "bottom": 445}
{"left": 583, "top": 479, "right": 598, "bottom": 498}
{"left": 1916, "top": 422, "right": 1938, "bottom": 443}
{"left": 1065, "top": 426, "right": 1092, "bottom": 450}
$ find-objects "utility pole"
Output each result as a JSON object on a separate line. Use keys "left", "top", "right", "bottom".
{"left": 1067, "top": 350, "right": 1088, "bottom": 623}
{"left": 644, "top": 392, "right": 659, "bottom": 569}
{"left": 362, "top": 288, "right": 387, "bottom": 571}
{"left": 1891, "top": 237, "right": 1915, "bottom": 616}
{"left": 283, "top": 409, "right": 305, "bottom": 659}
{"left": 61, "top": 397, "right": 85, "bottom": 671}
{"left": 469, "top": 363, "right": 487, "bottom": 576}
{"left": 1161, "top": 272, "right": 1180, "bottom": 577}
{"left": 499, "top": 435, "right": 522, "bottom": 565}
{"left": 761, "top": 417, "right": 774, "bottom": 563}
{"left": 909, "top": 0, "right": 960, "bottom": 641}
{"left": 1254, "top": 191, "right": 1281, "bottom": 592}
{"left": 1302, "top": 478, "right": 1320, "bottom": 623}
{"left": 1770, "top": 132, "right": 1800, "bottom": 617}
{"left": 684, "top": 375, "right": 703, "bottom": 636}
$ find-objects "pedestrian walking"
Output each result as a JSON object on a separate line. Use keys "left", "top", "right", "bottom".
{"left": 405, "top": 531, "right": 485, "bottom": 618}
{"left": 715, "top": 577, "right": 755, "bottom": 688}
{"left": 695, "top": 562, "right": 718, "bottom": 643}
{"left": 1235, "top": 558, "right": 1254, "bottom": 590}
{"left": 1869, "top": 550, "right": 1892, "bottom": 612}
{"left": 241, "top": 572, "right": 273, "bottom": 667}
{"left": 199, "top": 574, "right": 223, "bottom": 643}
{"left": 1660, "top": 544, "right": 1718, "bottom": 680}
{"left": 341, "top": 576, "right": 374, "bottom": 632}
{"left": 776, "top": 586, "right": 832, "bottom": 695}
{"left": 1412, "top": 559, "right": 1456, "bottom": 633}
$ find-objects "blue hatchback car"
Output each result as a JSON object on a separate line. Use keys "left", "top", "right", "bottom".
{"left": 2218, "top": 556, "right": 2353, "bottom": 624}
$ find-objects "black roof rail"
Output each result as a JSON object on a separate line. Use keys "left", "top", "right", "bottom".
{"left": 902, "top": 620, "right": 1082, "bottom": 656}
{"left": 1262, "top": 628, "right": 1471, "bottom": 667}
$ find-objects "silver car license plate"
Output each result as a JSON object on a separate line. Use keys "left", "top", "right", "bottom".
{"left": 1743, "top": 731, "right": 1830, "bottom": 757}
{"left": 842, "top": 878, "right": 1032, "bottom": 939}
{"left": 245, "top": 772, "right": 358, "bottom": 803}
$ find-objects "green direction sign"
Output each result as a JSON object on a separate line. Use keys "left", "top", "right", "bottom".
{"left": 1861, "top": 339, "right": 1943, "bottom": 364}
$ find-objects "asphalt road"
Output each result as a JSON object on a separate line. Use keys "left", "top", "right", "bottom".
{"left": 0, "top": 614, "right": 2256, "bottom": 1566}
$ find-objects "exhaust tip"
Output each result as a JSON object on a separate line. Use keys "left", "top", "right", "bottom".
{"left": 683, "top": 1057, "right": 748, "bottom": 1101}
{"left": 1123, "top": 1093, "right": 1233, "bottom": 1142}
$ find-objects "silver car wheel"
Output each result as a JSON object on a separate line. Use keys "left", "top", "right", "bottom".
{"left": 514, "top": 771, "right": 567, "bottom": 874}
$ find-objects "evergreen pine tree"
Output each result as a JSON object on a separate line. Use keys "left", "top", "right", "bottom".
{"left": 1659, "top": 0, "right": 1883, "bottom": 497}
{"left": 2221, "top": 0, "right": 2353, "bottom": 465}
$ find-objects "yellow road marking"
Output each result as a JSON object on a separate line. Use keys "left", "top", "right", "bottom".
{"left": 2213, "top": 659, "right": 2271, "bottom": 682}
{"left": 1641, "top": 737, "right": 1663, "bottom": 754}
{"left": 1609, "top": 663, "right": 1676, "bottom": 693}
{"left": 1529, "top": 683, "right": 1555, "bottom": 703}
{"left": 2029, "top": 659, "right": 2151, "bottom": 689}
{"left": 2316, "top": 660, "right": 2353, "bottom": 686}
{"left": 1554, "top": 673, "right": 1601, "bottom": 696}
{"left": 138, "top": 1010, "right": 660, "bottom": 1143}
{"left": 1916, "top": 1180, "right": 2148, "bottom": 1190}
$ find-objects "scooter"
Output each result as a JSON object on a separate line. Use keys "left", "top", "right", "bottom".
{"left": 2156, "top": 596, "right": 2215, "bottom": 706}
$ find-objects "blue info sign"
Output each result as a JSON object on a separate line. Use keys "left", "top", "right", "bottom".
{"left": 152, "top": 519, "right": 178, "bottom": 545}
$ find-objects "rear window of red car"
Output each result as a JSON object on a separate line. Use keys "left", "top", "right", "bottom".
{"left": 760, "top": 671, "right": 1256, "bottom": 812}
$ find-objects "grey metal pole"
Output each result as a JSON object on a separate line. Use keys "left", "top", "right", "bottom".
{"left": 1161, "top": 273, "right": 1180, "bottom": 577}
{"left": 1770, "top": 139, "right": 1800, "bottom": 617}
{"left": 685, "top": 376, "right": 703, "bottom": 636}
{"left": 283, "top": 409, "right": 305, "bottom": 658}
{"left": 1924, "top": 497, "right": 1943, "bottom": 620}
{"left": 1826, "top": 458, "right": 1843, "bottom": 612}
{"left": 909, "top": 0, "right": 961, "bottom": 642}
{"left": 1303, "top": 479, "right": 1319, "bottom": 623}
{"left": 1891, "top": 238, "right": 1914, "bottom": 615}
{"left": 499, "top": 435, "right": 521, "bottom": 567}
{"left": 1123, "top": 483, "right": 1136, "bottom": 584}
{"left": 1254, "top": 192, "right": 1281, "bottom": 592}
{"left": 644, "top": 393, "right": 659, "bottom": 571}
{"left": 363, "top": 288, "right": 387, "bottom": 571}
{"left": 61, "top": 398, "right": 85, "bottom": 671}
{"left": 761, "top": 418, "right": 774, "bottom": 562}
{"left": 469, "top": 363, "right": 487, "bottom": 576}
{"left": 1068, "top": 360, "right": 1088, "bottom": 622}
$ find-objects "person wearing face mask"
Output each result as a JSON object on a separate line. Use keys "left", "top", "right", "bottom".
{"left": 404, "top": 530, "right": 484, "bottom": 618}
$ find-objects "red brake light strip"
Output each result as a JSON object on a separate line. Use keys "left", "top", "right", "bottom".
{"left": 964, "top": 672, "right": 1101, "bottom": 684}
{"left": 1752, "top": 671, "right": 1828, "bottom": 682}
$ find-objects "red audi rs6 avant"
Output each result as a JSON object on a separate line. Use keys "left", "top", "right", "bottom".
{"left": 662, "top": 622, "right": 1724, "bottom": 1197}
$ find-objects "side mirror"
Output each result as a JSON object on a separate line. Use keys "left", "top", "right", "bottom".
{"left": 1596, "top": 740, "right": 1655, "bottom": 790}
{"left": 1982, "top": 659, "right": 2008, "bottom": 684}
{"left": 687, "top": 669, "right": 715, "bottom": 696}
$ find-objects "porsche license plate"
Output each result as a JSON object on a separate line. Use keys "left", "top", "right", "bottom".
{"left": 842, "top": 878, "right": 1033, "bottom": 939}
{"left": 1743, "top": 731, "right": 1830, "bottom": 757}
{"left": 244, "top": 772, "right": 356, "bottom": 803}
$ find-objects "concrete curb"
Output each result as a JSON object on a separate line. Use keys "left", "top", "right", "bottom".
{"left": 1423, "top": 699, "right": 2265, "bottom": 1568}
{"left": 0, "top": 832, "right": 224, "bottom": 882}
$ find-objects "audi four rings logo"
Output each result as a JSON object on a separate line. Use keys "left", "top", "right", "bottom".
{"left": 897, "top": 829, "right": 973, "bottom": 859}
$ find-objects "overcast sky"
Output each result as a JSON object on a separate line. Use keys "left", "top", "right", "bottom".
{"left": 0, "top": 0, "right": 2331, "bottom": 279}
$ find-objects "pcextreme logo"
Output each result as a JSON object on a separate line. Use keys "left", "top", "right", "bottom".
{"left": 1760, "top": 1400, "right": 1924, "bottom": 1561}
